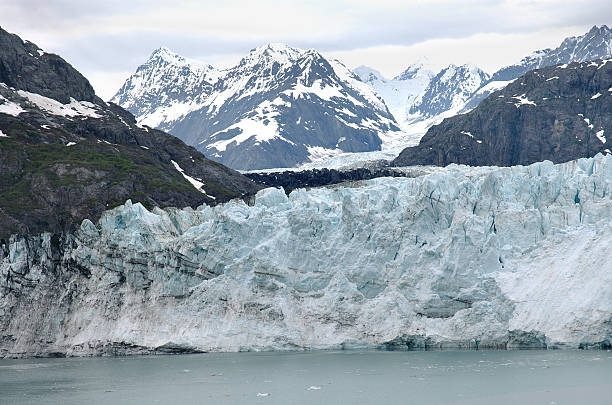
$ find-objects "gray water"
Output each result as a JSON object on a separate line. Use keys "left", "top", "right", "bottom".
{"left": 1, "top": 350, "right": 611, "bottom": 405}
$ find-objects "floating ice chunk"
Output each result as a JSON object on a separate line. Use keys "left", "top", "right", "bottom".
{"left": 256, "top": 392, "right": 270, "bottom": 397}
{"left": 596, "top": 130, "right": 606, "bottom": 144}
{"left": 66, "top": 142, "right": 76, "bottom": 146}
{"left": 307, "top": 386, "right": 322, "bottom": 390}
{"left": 0, "top": 129, "right": 7, "bottom": 137}
{"left": 546, "top": 76, "right": 559, "bottom": 81}
{"left": 591, "top": 93, "right": 602, "bottom": 100}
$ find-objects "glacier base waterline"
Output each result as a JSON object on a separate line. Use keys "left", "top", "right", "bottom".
{"left": 2, "top": 155, "right": 612, "bottom": 357}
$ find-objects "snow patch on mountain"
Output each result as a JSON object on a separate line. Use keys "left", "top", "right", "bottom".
{"left": 0, "top": 95, "right": 25, "bottom": 117}
{"left": 511, "top": 94, "right": 537, "bottom": 107}
{"left": 17, "top": 90, "right": 102, "bottom": 118}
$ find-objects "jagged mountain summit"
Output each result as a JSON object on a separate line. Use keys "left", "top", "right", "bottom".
{"left": 491, "top": 25, "right": 612, "bottom": 82}
{"left": 393, "top": 59, "right": 612, "bottom": 167}
{"left": 111, "top": 46, "right": 219, "bottom": 130}
{"left": 0, "top": 27, "right": 260, "bottom": 238}
{"left": 113, "top": 44, "right": 401, "bottom": 170}
{"left": 408, "top": 64, "right": 489, "bottom": 119}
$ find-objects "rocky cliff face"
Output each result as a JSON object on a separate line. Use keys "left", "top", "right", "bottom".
{"left": 393, "top": 59, "right": 612, "bottom": 167}
{"left": 0, "top": 27, "right": 260, "bottom": 238}
{"left": 0, "top": 28, "right": 96, "bottom": 104}
{"left": 2, "top": 154, "right": 611, "bottom": 357}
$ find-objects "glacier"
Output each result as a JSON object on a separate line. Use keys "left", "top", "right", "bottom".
{"left": 2, "top": 155, "right": 612, "bottom": 357}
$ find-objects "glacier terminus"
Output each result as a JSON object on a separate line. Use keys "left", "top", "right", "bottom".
{"left": 2, "top": 154, "right": 611, "bottom": 357}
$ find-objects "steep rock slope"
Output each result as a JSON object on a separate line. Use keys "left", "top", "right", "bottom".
{"left": 113, "top": 45, "right": 401, "bottom": 170}
{"left": 393, "top": 59, "right": 612, "bottom": 167}
{"left": 0, "top": 27, "right": 260, "bottom": 238}
{"left": 2, "top": 154, "right": 612, "bottom": 356}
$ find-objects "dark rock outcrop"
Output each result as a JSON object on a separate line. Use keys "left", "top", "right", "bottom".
{"left": 245, "top": 167, "right": 411, "bottom": 193}
{"left": 393, "top": 59, "right": 612, "bottom": 167}
{"left": 0, "top": 27, "right": 96, "bottom": 104}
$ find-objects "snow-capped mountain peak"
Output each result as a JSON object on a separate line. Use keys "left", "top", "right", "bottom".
{"left": 408, "top": 63, "right": 489, "bottom": 118}
{"left": 238, "top": 43, "right": 303, "bottom": 70}
{"left": 459, "top": 25, "right": 612, "bottom": 116}
{"left": 352, "top": 61, "right": 437, "bottom": 132}
{"left": 354, "top": 66, "right": 385, "bottom": 83}
{"left": 142, "top": 46, "right": 213, "bottom": 74}
{"left": 393, "top": 57, "right": 436, "bottom": 81}
{"left": 110, "top": 47, "right": 218, "bottom": 129}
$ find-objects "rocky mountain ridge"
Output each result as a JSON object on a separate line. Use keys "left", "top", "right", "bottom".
{"left": 460, "top": 25, "right": 612, "bottom": 114}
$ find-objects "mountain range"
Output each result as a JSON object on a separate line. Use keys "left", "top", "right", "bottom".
{"left": 358, "top": 25, "right": 612, "bottom": 135}
{"left": 113, "top": 25, "right": 612, "bottom": 171}
{"left": 113, "top": 44, "right": 401, "bottom": 170}
{"left": 392, "top": 59, "right": 612, "bottom": 167}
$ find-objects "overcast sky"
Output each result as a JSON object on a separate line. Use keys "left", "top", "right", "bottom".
{"left": 1, "top": 0, "right": 610, "bottom": 99}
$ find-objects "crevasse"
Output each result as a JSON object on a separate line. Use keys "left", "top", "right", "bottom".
{"left": 1, "top": 155, "right": 612, "bottom": 356}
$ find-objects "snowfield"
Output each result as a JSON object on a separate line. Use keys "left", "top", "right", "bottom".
{"left": 2, "top": 154, "right": 612, "bottom": 356}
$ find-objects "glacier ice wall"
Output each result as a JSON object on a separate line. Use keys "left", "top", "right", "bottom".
{"left": 2, "top": 155, "right": 612, "bottom": 356}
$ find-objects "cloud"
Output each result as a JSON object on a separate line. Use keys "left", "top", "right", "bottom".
{"left": 0, "top": 0, "right": 609, "bottom": 99}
